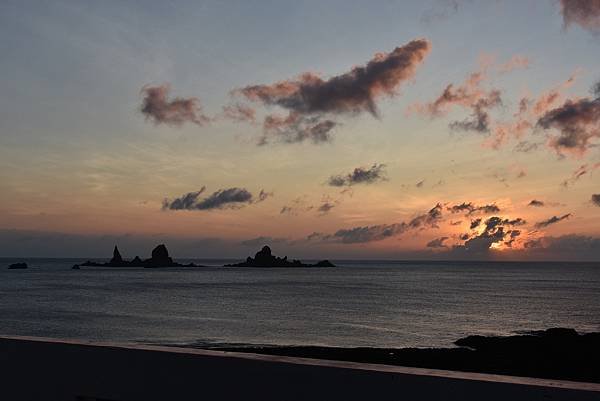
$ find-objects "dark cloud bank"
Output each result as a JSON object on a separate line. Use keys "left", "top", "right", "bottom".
{"left": 3, "top": 228, "right": 599, "bottom": 261}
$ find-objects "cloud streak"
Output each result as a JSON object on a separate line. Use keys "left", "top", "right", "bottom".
{"left": 534, "top": 214, "right": 572, "bottom": 229}
{"left": 561, "top": 163, "right": 600, "bottom": 187}
{"left": 447, "top": 202, "right": 500, "bottom": 215}
{"left": 163, "top": 187, "right": 272, "bottom": 211}
{"left": 328, "top": 163, "right": 387, "bottom": 186}
{"left": 311, "top": 203, "right": 443, "bottom": 244}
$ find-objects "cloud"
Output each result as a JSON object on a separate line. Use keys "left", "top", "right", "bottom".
{"left": 280, "top": 195, "right": 340, "bottom": 216}
{"left": 421, "top": 0, "right": 468, "bottom": 23}
{"left": 260, "top": 113, "right": 337, "bottom": 145}
{"left": 483, "top": 216, "right": 526, "bottom": 232}
{"left": 412, "top": 64, "right": 502, "bottom": 133}
{"left": 559, "top": 0, "right": 600, "bottom": 32}
{"left": 534, "top": 214, "right": 572, "bottom": 229}
{"left": 514, "top": 141, "right": 541, "bottom": 153}
{"left": 328, "top": 163, "right": 387, "bottom": 187}
{"left": 279, "top": 196, "right": 315, "bottom": 216}
{"left": 427, "top": 236, "right": 449, "bottom": 248}
{"left": 314, "top": 203, "right": 443, "bottom": 244}
{"left": 235, "top": 39, "right": 431, "bottom": 144}
{"left": 140, "top": 84, "right": 210, "bottom": 127}
{"left": 484, "top": 73, "right": 577, "bottom": 149}
{"left": 317, "top": 202, "right": 336, "bottom": 214}
{"left": 523, "top": 234, "right": 600, "bottom": 260}
{"left": 222, "top": 103, "right": 256, "bottom": 123}
{"left": 528, "top": 199, "right": 545, "bottom": 207}
{"left": 447, "top": 202, "right": 501, "bottom": 215}
{"left": 163, "top": 187, "right": 271, "bottom": 211}
{"left": 451, "top": 215, "right": 526, "bottom": 254}
{"left": 164, "top": 186, "right": 206, "bottom": 210}
{"left": 240, "top": 236, "right": 289, "bottom": 247}
{"left": 498, "top": 55, "right": 530, "bottom": 73}
{"left": 537, "top": 82, "right": 600, "bottom": 156}
{"left": 470, "top": 218, "right": 482, "bottom": 229}
{"left": 560, "top": 163, "right": 600, "bottom": 187}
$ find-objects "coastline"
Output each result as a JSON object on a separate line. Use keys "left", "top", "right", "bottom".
{"left": 1, "top": 335, "right": 599, "bottom": 401}
{"left": 191, "top": 328, "right": 600, "bottom": 384}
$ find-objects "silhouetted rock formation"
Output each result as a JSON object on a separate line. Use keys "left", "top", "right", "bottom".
{"left": 225, "top": 245, "right": 335, "bottom": 268}
{"left": 8, "top": 262, "right": 28, "bottom": 269}
{"left": 215, "top": 328, "right": 600, "bottom": 383}
{"left": 80, "top": 244, "right": 203, "bottom": 268}
{"left": 146, "top": 244, "right": 174, "bottom": 267}
{"left": 110, "top": 246, "right": 124, "bottom": 265}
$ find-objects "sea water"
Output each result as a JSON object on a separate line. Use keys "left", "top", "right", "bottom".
{"left": 1, "top": 258, "right": 599, "bottom": 348}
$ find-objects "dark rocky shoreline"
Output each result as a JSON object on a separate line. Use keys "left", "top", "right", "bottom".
{"left": 209, "top": 328, "right": 600, "bottom": 383}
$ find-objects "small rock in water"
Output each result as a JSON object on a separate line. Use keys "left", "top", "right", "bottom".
{"left": 8, "top": 262, "right": 28, "bottom": 269}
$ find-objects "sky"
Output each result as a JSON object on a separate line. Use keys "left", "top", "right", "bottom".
{"left": 0, "top": 0, "right": 599, "bottom": 260}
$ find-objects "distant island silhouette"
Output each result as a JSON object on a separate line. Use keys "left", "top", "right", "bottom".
{"left": 76, "top": 244, "right": 204, "bottom": 268}
{"left": 225, "top": 245, "right": 335, "bottom": 268}
{"left": 8, "top": 262, "right": 28, "bottom": 270}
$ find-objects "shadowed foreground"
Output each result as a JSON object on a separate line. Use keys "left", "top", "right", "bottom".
{"left": 1, "top": 336, "right": 599, "bottom": 401}
{"left": 213, "top": 328, "right": 600, "bottom": 384}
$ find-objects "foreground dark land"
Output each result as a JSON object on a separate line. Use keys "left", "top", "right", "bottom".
{"left": 211, "top": 328, "right": 600, "bottom": 383}
{"left": 2, "top": 335, "right": 599, "bottom": 401}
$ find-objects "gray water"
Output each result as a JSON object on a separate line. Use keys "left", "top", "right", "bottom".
{"left": 1, "top": 258, "right": 599, "bottom": 348}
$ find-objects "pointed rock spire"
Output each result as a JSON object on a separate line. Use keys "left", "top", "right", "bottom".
{"left": 110, "top": 245, "right": 123, "bottom": 264}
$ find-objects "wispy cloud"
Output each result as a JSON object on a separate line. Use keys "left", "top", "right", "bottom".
{"left": 163, "top": 187, "right": 272, "bottom": 211}
{"left": 309, "top": 203, "right": 443, "bottom": 244}
{"left": 560, "top": 162, "right": 600, "bottom": 187}
{"left": 411, "top": 61, "right": 502, "bottom": 133}
{"left": 534, "top": 214, "right": 572, "bottom": 229}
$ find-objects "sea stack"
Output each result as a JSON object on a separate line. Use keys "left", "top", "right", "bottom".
{"left": 144, "top": 244, "right": 175, "bottom": 268}
{"left": 110, "top": 246, "right": 124, "bottom": 265}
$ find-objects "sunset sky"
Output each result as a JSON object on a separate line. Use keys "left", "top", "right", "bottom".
{"left": 1, "top": 0, "right": 599, "bottom": 260}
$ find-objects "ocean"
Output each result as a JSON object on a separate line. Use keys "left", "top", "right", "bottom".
{"left": 1, "top": 258, "right": 599, "bottom": 348}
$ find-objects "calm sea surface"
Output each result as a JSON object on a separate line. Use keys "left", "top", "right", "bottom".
{"left": 1, "top": 258, "right": 599, "bottom": 348}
